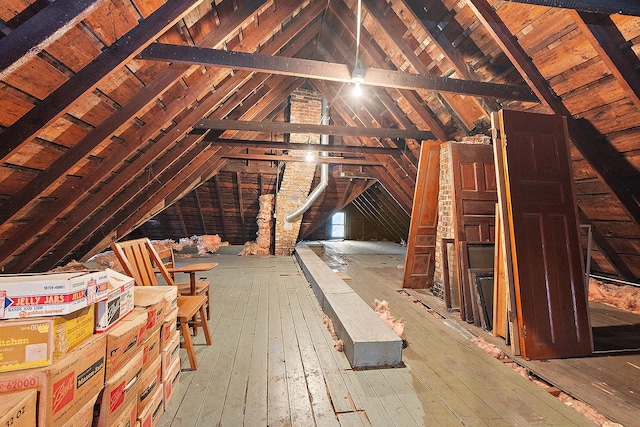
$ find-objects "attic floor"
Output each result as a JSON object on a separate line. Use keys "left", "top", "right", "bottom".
{"left": 160, "top": 242, "right": 607, "bottom": 426}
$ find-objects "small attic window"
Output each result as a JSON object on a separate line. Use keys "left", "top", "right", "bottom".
{"left": 330, "top": 212, "right": 345, "bottom": 239}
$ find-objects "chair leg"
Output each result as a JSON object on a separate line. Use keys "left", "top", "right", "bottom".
{"left": 199, "top": 305, "right": 212, "bottom": 346}
{"left": 206, "top": 289, "right": 210, "bottom": 320}
{"left": 180, "top": 317, "right": 198, "bottom": 370}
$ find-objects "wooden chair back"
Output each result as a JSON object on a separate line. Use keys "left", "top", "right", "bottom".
{"left": 111, "top": 238, "right": 177, "bottom": 288}
{"left": 156, "top": 247, "right": 176, "bottom": 282}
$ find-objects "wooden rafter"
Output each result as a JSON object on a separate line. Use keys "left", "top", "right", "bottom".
{"left": 222, "top": 153, "right": 384, "bottom": 165}
{"left": 206, "top": 138, "right": 407, "bottom": 154}
{"left": 573, "top": 11, "right": 640, "bottom": 111}
{"left": 195, "top": 118, "right": 436, "bottom": 140}
{"left": 141, "top": 43, "right": 538, "bottom": 103}
{"left": 0, "top": 0, "right": 108, "bottom": 80}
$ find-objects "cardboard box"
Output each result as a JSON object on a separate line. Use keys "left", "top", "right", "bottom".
{"left": 0, "top": 271, "right": 108, "bottom": 319}
{"left": 0, "top": 318, "right": 54, "bottom": 373}
{"left": 132, "top": 286, "right": 177, "bottom": 315}
{"left": 0, "top": 334, "right": 106, "bottom": 427}
{"left": 160, "top": 308, "right": 177, "bottom": 351}
{"left": 0, "top": 308, "right": 95, "bottom": 373}
{"left": 137, "top": 386, "right": 163, "bottom": 427}
{"left": 162, "top": 357, "right": 180, "bottom": 411}
{"left": 138, "top": 354, "right": 161, "bottom": 414}
{"left": 0, "top": 389, "right": 37, "bottom": 427}
{"left": 142, "top": 328, "right": 160, "bottom": 371}
{"left": 134, "top": 288, "right": 166, "bottom": 342}
{"left": 53, "top": 306, "right": 95, "bottom": 359}
{"left": 160, "top": 331, "right": 179, "bottom": 381}
{"left": 106, "top": 308, "right": 146, "bottom": 377}
{"left": 95, "top": 270, "right": 135, "bottom": 332}
{"left": 96, "top": 394, "right": 137, "bottom": 427}
{"left": 59, "top": 392, "right": 100, "bottom": 427}
{"left": 96, "top": 350, "right": 143, "bottom": 427}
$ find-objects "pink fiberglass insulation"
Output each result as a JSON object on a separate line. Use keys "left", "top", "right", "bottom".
{"left": 373, "top": 299, "right": 406, "bottom": 338}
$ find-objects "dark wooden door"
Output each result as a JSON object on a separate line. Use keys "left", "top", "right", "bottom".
{"left": 403, "top": 141, "right": 440, "bottom": 289}
{"left": 497, "top": 109, "right": 592, "bottom": 360}
{"left": 451, "top": 143, "right": 497, "bottom": 322}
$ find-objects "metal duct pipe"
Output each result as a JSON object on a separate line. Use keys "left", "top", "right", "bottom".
{"left": 285, "top": 98, "right": 330, "bottom": 223}
{"left": 502, "top": 0, "right": 640, "bottom": 16}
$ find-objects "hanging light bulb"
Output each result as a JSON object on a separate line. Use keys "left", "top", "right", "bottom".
{"left": 353, "top": 80, "right": 362, "bottom": 97}
{"left": 305, "top": 151, "right": 315, "bottom": 162}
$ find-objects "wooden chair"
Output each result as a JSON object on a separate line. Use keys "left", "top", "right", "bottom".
{"left": 156, "top": 247, "right": 215, "bottom": 320}
{"left": 111, "top": 238, "right": 211, "bottom": 370}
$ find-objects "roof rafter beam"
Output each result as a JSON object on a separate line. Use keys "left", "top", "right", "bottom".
{"left": 223, "top": 153, "right": 384, "bottom": 165}
{"left": 572, "top": 11, "right": 640, "bottom": 111}
{"left": 0, "top": 0, "right": 109, "bottom": 80}
{"left": 138, "top": 43, "right": 539, "bottom": 102}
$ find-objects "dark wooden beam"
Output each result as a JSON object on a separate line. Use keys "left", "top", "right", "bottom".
{"left": 140, "top": 43, "right": 539, "bottom": 102}
{"left": 0, "top": 0, "right": 108, "bottom": 80}
{"left": 573, "top": 11, "right": 640, "bottom": 111}
{"left": 204, "top": 137, "right": 407, "bottom": 154}
{"left": 0, "top": 0, "right": 203, "bottom": 163}
{"left": 222, "top": 153, "right": 384, "bottom": 166}
{"left": 503, "top": 0, "right": 640, "bottom": 16}
{"left": 195, "top": 118, "right": 435, "bottom": 140}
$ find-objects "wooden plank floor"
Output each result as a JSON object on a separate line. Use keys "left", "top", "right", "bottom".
{"left": 159, "top": 243, "right": 596, "bottom": 426}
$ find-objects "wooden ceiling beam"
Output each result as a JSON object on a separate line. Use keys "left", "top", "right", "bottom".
{"left": 0, "top": 0, "right": 108, "bottom": 80}
{"left": 0, "top": 0, "right": 203, "bottom": 162}
{"left": 223, "top": 153, "right": 384, "bottom": 165}
{"left": 140, "top": 42, "right": 539, "bottom": 102}
{"left": 468, "top": 0, "right": 640, "bottom": 278}
{"left": 195, "top": 118, "right": 435, "bottom": 140}
{"left": 204, "top": 137, "right": 407, "bottom": 155}
{"left": 573, "top": 11, "right": 640, "bottom": 111}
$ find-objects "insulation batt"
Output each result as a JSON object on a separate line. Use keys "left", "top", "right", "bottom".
{"left": 373, "top": 299, "right": 406, "bottom": 338}
{"left": 588, "top": 278, "right": 640, "bottom": 315}
{"left": 470, "top": 338, "right": 620, "bottom": 426}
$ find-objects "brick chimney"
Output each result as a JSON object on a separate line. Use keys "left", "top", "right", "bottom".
{"left": 274, "top": 88, "right": 323, "bottom": 255}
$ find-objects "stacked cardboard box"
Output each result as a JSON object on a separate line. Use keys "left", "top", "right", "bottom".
{"left": 0, "top": 270, "right": 182, "bottom": 427}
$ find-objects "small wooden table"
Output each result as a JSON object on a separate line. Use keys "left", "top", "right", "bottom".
{"left": 166, "top": 262, "right": 218, "bottom": 294}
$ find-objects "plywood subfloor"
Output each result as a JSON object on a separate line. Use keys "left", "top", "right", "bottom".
{"left": 160, "top": 242, "right": 594, "bottom": 426}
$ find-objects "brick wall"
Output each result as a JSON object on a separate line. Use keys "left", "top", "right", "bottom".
{"left": 432, "top": 135, "right": 491, "bottom": 300}
{"left": 274, "top": 88, "right": 323, "bottom": 255}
